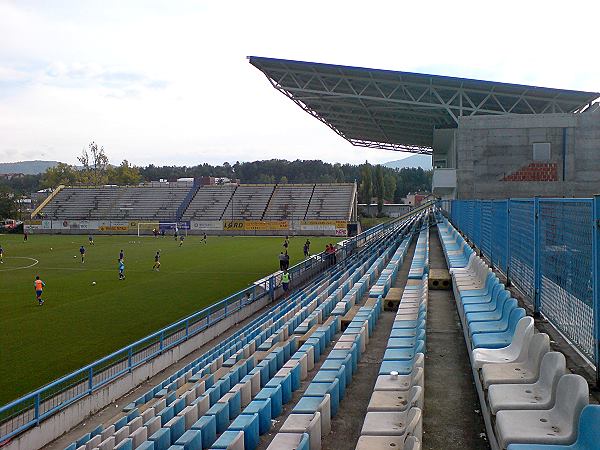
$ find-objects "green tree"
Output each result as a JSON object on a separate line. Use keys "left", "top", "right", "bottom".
{"left": 358, "top": 162, "right": 373, "bottom": 204}
{"left": 383, "top": 173, "right": 396, "bottom": 202}
{"left": 40, "top": 163, "right": 79, "bottom": 188}
{"left": 0, "top": 189, "right": 17, "bottom": 219}
{"left": 78, "top": 141, "right": 109, "bottom": 186}
{"left": 374, "top": 164, "right": 385, "bottom": 215}
{"left": 279, "top": 176, "right": 288, "bottom": 184}
{"left": 110, "top": 160, "right": 142, "bottom": 185}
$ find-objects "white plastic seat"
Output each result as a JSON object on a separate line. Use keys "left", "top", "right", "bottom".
{"left": 361, "top": 407, "right": 423, "bottom": 442}
{"left": 482, "top": 333, "right": 549, "bottom": 389}
{"left": 472, "top": 317, "right": 534, "bottom": 369}
{"left": 404, "top": 436, "right": 421, "bottom": 450}
{"left": 495, "top": 374, "right": 589, "bottom": 449}
{"left": 488, "top": 352, "right": 566, "bottom": 414}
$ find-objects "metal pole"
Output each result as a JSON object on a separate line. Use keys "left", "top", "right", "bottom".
{"left": 533, "top": 197, "right": 541, "bottom": 317}
{"left": 506, "top": 200, "right": 511, "bottom": 286}
{"left": 592, "top": 194, "right": 600, "bottom": 388}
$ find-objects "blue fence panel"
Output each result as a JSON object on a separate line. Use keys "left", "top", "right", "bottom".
{"left": 472, "top": 200, "right": 481, "bottom": 249}
{"left": 491, "top": 200, "right": 508, "bottom": 273}
{"left": 509, "top": 199, "right": 535, "bottom": 303}
{"left": 539, "top": 199, "right": 595, "bottom": 362}
{"left": 480, "top": 201, "right": 493, "bottom": 261}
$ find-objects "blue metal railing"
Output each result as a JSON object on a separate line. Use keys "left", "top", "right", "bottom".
{"left": 441, "top": 197, "right": 600, "bottom": 385}
{"left": 0, "top": 205, "right": 426, "bottom": 442}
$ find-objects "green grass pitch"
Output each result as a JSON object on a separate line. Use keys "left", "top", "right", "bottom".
{"left": 0, "top": 233, "right": 332, "bottom": 405}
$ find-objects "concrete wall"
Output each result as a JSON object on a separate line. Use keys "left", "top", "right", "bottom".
{"left": 453, "top": 111, "right": 600, "bottom": 199}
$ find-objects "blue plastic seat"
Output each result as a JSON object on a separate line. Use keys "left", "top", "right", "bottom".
{"left": 463, "top": 289, "right": 510, "bottom": 315}
{"left": 468, "top": 299, "right": 518, "bottom": 335}
{"left": 472, "top": 308, "right": 526, "bottom": 349}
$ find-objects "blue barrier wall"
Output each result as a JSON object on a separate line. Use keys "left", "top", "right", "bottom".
{"left": 442, "top": 197, "right": 599, "bottom": 377}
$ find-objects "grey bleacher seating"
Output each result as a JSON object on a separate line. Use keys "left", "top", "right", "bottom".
{"left": 181, "top": 185, "right": 236, "bottom": 221}
{"left": 263, "top": 184, "right": 314, "bottom": 220}
{"left": 221, "top": 185, "right": 275, "bottom": 220}
{"left": 305, "top": 183, "right": 354, "bottom": 220}
{"left": 41, "top": 185, "right": 190, "bottom": 221}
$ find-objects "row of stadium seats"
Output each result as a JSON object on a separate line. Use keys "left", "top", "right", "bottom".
{"left": 437, "top": 212, "right": 598, "bottom": 450}
{"left": 355, "top": 221, "right": 430, "bottom": 450}
{"left": 62, "top": 215, "right": 417, "bottom": 450}
{"left": 183, "top": 183, "right": 356, "bottom": 222}
{"left": 265, "top": 221, "right": 419, "bottom": 450}
{"left": 42, "top": 186, "right": 190, "bottom": 221}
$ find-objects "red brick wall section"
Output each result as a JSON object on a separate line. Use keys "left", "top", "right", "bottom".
{"left": 501, "top": 163, "right": 558, "bottom": 182}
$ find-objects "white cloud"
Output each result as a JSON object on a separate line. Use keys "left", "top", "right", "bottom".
{"left": 0, "top": 0, "right": 598, "bottom": 167}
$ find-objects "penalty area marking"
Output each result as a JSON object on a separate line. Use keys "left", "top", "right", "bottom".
{"left": 0, "top": 257, "right": 39, "bottom": 272}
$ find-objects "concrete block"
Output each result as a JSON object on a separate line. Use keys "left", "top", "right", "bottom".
{"left": 231, "top": 382, "right": 252, "bottom": 408}
{"left": 192, "top": 394, "right": 210, "bottom": 415}
{"left": 141, "top": 408, "right": 155, "bottom": 424}
{"left": 101, "top": 425, "right": 116, "bottom": 441}
{"left": 145, "top": 416, "right": 161, "bottom": 437}
{"left": 355, "top": 435, "right": 408, "bottom": 450}
{"left": 128, "top": 416, "right": 142, "bottom": 433}
{"left": 360, "top": 411, "right": 410, "bottom": 436}
{"left": 85, "top": 435, "right": 101, "bottom": 450}
{"left": 280, "top": 413, "right": 321, "bottom": 450}
{"left": 218, "top": 391, "right": 241, "bottom": 420}
{"left": 265, "top": 432, "right": 310, "bottom": 450}
{"left": 114, "top": 426, "right": 129, "bottom": 444}
{"left": 178, "top": 405, "right": 198, "bottom": 430}
{"left": 211, "top": 430, "right": 244, "bottom": 450}
{"left": 98, "top": 436, "right": 115, "bottom": 450}
{"left": 292, "top": 394, "right": 331, "bottom": 436}
{"left": 130, "top": 426, "right": 147, "bottom": 449}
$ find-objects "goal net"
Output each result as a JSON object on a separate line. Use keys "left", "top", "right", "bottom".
{"left": 137, "top": 222, "right": 189, "bottom": 237}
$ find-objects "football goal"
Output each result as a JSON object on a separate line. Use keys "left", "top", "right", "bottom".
{"left": 137, "top": 222, "right": 189, "bottom": 237}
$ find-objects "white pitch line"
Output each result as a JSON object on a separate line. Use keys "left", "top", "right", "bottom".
{"left": 0, "top": 256, "right": 39, "bottom": 272}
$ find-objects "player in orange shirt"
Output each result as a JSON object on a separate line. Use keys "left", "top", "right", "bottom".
{"left": 34, "top": 275, "right": 46, "bottom": 306}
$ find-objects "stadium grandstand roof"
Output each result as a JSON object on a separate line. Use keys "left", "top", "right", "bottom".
{"left": 248, "top": 56, "right": 600, "bottom": 155}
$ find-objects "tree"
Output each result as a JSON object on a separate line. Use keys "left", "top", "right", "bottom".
{"left": 78, "top": 141, "right": 109, "bottom": 186}
{"left": 374, "top": 164, "right": 385, "bottom": 215}
{"left": 279, "top": 176, "right": 288, "bottom": 184}
{"left": 384, "top": 173, "right": 396, "bottom": 202}
{"left": 111, "top": 160, "right": 142, "bottom": 185}
{"left": 40, "top": 163, "right": 79, "bottom": 188}
{"left": 0, "top": 189, "right": 17, "bottom": 219}
{"left": 358, "top": 162, "right": 373, "bottom": 204}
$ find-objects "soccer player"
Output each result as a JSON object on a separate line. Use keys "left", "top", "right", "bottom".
{"left": 283, "top": 236, "right": 289, "bottom": 250}
{"left": 23, "top": 230, "right": 28, "bottom": 242}
{"left": 80, "top": 245, "right": 86, "bottom": 263}
{"left": 88, "top": 234, "right": 94, "bottom": 245}
{"left": 303, "top": 241, "right": 309, "bottom": 258}
{"left": 34, "top": 275, "right": 45, "bottom": 306}
{"left": 202, "top": 232, "right": 207, "bottom": 244}
{"left": 0, "top": 244, "right": 3, "bottom": 264}
{"left": 119, "top": 259, "right": 125, "bottom": 280}
{"left": 119, "top": 249, "right": 124, "bottom": 261}
{"left": 174, "top": 230, "right": 178, "bottom": 241}
{"left": 179, "top": 235, "right": 185, "bottom": 247}
{"left": 153, "top": 251, "right": 161, "bottom": 271}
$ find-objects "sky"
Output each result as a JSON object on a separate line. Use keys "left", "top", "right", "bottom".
{"left": 0, "top": 0, "right": 599, "bottom": 167}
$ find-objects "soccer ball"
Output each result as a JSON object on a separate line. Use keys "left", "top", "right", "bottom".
{"left": 73, "top": 255, "right": 77, "bottom": 258}
{"left": 50, "top": 247, "right": 53, "bottom": 250}
{"left": 92, "top": 281, "right": 96, "bottom": 285}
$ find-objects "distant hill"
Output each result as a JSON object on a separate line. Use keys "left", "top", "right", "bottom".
{"left": 383, "top": 154, "right": 432, "bottom": 170}
{"left": 0, "top": 160, "right": 60, "bottom": 175}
